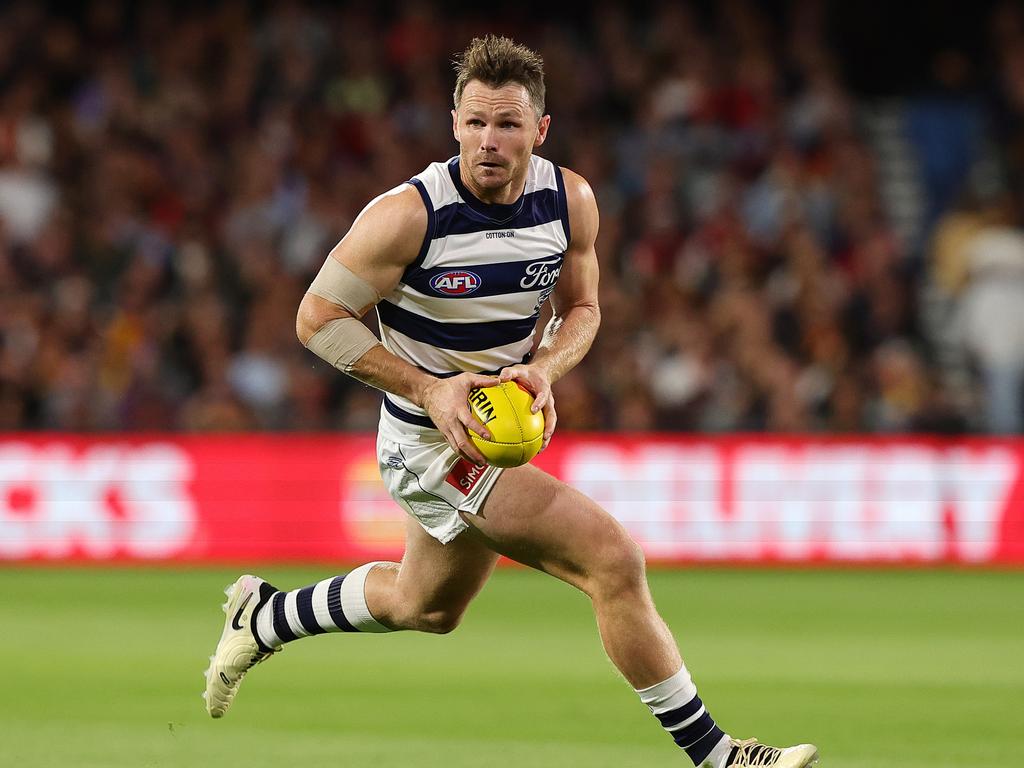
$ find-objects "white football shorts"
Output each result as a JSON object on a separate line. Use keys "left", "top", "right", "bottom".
{"left": 376, "top": 406, "right": 505, "bottom": 544}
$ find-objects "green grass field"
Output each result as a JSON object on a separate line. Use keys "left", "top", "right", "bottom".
{"left": 2, "top": 567, "right": 1020, "bottom": 767}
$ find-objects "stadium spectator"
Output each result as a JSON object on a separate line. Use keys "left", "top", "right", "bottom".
{"left": 956, "top": 196, "right": 1024, "bottom": 432}
{"left": 0, "top": 1, "right": 1021, "bottom": 434}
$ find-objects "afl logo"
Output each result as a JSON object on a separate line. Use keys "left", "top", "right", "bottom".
{"left": 430, "top": 270, "right": 481, "bottom": 295}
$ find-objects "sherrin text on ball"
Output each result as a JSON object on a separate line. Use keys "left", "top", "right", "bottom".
{"left": 467, "top": 381, "right": 545, "bottom": 467}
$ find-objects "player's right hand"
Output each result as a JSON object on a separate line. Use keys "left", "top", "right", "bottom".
{"left": 420, "top": 373, "right": 499, "bottom": 465}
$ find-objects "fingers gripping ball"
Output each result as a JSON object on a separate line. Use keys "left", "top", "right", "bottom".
{"left": 467, "top": 381, "right": 545, "bottom": 468}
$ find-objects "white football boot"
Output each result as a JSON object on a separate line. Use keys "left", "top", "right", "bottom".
{"left": 203, "top": 574, "right": 279, "bottom": 718}
{"left": 722, "top": 738, "right": 819, "bottom": 767}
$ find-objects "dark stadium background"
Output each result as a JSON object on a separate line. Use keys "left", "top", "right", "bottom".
{"left": 3, "top": 0, "right": 1024, "bottom": 435}
{"left": 0, "top": 4, "right": 1022, "bottom": 767}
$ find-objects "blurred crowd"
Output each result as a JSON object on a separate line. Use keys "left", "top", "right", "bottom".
{"left": 3, "top": 0, "right": 1024, "bottom": 434}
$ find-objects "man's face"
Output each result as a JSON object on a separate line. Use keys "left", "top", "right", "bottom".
{"left": 452, "top": 79, "right": 550, "bottom": 196}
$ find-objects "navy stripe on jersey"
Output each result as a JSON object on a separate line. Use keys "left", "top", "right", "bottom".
{"left": 384, "top": 396, "right": 436, "bottom": 428}
{"left": 447, "top": 158, "right": 523, "bottom": 220}
{"left": 402, "top": 253, "right": 564, "bottom": 299}
{"left": 432, "top": 188, "right": 562, "bottom": 238}
{"left": 433, "top": 157, "right": 564, "bottom": 236}
{"left": 377, "top": 300, "right": 538, "bottom": 351}
{"left": 406, "top": 179, "right": 435, "bottom": 269}
{"left": 554, "top": 165, "right": 571, "bottom": 245}
{"left": 383, "top": 350, "right": 535, "bottom": 428}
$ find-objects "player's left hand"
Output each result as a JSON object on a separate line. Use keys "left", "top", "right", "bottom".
{"left": 497, "top": 364, "right": 556, "bottom": 451}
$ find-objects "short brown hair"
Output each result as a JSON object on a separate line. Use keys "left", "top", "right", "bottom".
{"left": 453, "top": 35, "right": 546, "bottom": 119}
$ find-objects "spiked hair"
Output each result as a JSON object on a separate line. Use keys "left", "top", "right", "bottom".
{"left": 453, "top": 35, "right": 546, "bottom": 119}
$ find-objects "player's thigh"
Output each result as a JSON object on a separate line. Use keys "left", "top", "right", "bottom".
{"left": 462, "top": 465, "right": 643, "bottom": 595}
{"left": 392, "top": 514, "right": 500, "bottom": 615}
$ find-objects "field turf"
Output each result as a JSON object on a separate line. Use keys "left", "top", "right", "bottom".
{"left": 1, "top": 567, "right": 1020, "bottom": 767}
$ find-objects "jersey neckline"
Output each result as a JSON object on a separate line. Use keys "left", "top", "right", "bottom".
{"left": 447, "top": 157, "right": 530, "bottom": 223}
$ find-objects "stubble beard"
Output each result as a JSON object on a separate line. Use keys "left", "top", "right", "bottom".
{"left": 462, "top": 151, "right": 528, "bottom": 201}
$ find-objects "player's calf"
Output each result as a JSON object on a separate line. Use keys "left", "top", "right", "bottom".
{"left": 388, "top": 604, "right": 465, "bottom": 633}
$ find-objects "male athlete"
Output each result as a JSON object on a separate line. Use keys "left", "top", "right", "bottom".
{"left": 203, "top": 36, "right": 818, "bottom": 768}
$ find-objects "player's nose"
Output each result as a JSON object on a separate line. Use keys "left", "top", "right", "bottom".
{"left": 479, "top": 125, "right": 498, "bottom": 152}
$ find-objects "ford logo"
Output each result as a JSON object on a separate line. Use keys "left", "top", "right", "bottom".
{"left": 430, "top": 270, "right": 481, "bottom": 295}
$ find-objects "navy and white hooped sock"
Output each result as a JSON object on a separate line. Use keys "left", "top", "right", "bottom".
{"left": 253, "top": 562, "right": 393, "bottom": 649}
{"left": 636, "top": 665, "right": 732, "bottom": 767}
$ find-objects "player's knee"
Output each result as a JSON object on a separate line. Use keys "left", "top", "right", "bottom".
{"left": 415, "top": 607, "right": 464, "bottom": 634}
{"left": 589, "top": 537, "right": 647, "bottom": 600}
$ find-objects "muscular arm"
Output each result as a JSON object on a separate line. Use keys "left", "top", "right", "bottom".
{"left": 497, "top": 167, "right": 601, "bottom": 445}
{"left": 295, "top": 186, "right": 436, "bottom": 403}
{"left": 296, "top": 185, "right": 498, "bottom": 462}
{"left": 532, "top": 168, "right": 601, "bottom": 383}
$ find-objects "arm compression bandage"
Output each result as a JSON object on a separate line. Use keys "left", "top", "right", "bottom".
{"left": 303, "top": 257, "right": 383, "bottom": 373}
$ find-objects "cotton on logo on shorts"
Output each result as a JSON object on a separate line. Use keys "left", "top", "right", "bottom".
{"left": 445, "top": 458, "right": 486, "bottom": 495}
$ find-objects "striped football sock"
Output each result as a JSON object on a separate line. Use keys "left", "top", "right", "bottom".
{"left": 253, "top": 562, "right": 393, "bottom": 649}
{"left": 636, "top": 665, "right": 732, "bottom": 767}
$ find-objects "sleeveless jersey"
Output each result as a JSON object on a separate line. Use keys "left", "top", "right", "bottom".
{"left": 378, "top": 155, "right": 571, "bottom": 427}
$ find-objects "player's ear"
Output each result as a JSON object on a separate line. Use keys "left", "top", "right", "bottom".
{"left": 452, "top": 109, "right": 460, "bottom": 142}
{"left": 534, "top": 114, "right": 551, "bottom": 148}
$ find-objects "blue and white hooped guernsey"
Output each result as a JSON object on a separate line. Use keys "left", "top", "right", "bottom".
{"left": 378, "top": 155, "right": 571, "bottom": 428}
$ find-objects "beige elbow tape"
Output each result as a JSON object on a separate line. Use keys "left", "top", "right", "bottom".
{"left": 308, "top": 257, "right": 382, "bottom": 316}
{"left": 304, "top": 317, "right": 381, "bottom": 372}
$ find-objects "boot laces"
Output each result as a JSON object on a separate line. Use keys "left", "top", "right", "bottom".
{"left": 248, "top": 646, "right": 278, "bottom": 668}
{"left": 728, "top": 738, "right": 784, "bottom": 767}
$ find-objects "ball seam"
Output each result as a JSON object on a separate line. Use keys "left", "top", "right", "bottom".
{"left": 499, "top": 382, "right": 525, "bottom": 465}
{"left": 471, "top": 436, "right": 543, "bottom": 446}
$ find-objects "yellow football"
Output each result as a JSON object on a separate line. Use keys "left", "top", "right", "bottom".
{"left": 467, "top": 381, "right": 545, "bottom": 468}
